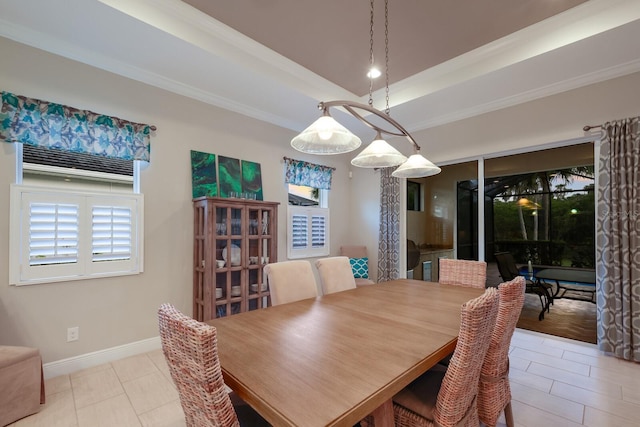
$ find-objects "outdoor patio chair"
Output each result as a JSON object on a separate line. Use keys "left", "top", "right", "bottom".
{"left": 494, "top": 252, "right": 552, "bottom": 320}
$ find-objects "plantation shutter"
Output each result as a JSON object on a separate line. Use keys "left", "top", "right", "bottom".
{"left": 12, "top": 187, "right": 142, "bottom": 284}
{"left": 287, "top": 207, "right": 329, "bottom": 258}
{"left": 311, "top": 214, "right": 326, "bottom": 248}
{"left": 29, "top": 202, "right": 79, "bottom": 266}
{"left": 291, "top": 213, "right": 309, "bottom": 249}
{"left": 92, "top": 206, "right": 132, "bottom": 262}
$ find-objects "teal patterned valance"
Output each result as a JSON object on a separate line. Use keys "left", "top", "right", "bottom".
{"left": 284, "top": 157, "right": 335, "bottom": 190}
{"left": 0, "top": 91, "right": 153, "bottom": 162}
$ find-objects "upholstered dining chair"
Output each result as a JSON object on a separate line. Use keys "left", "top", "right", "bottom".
{"left": 157, "top": 304, "right": 268, "bottom": 427}
{"left": 264, "top": 260, "right": 318, "bottom": 305}
{"left": 478, "top": 276, "right": 526, "bottom": 427}
{"left": 0, "top": 345, "right": 45, "bottom": 426}
{"left": 339, "top": 245, "right": 375, "bottom": 285}
{"left": 315, "top": 256, "right": 357, "bottom": 295}
{"left": 389, "top": 287, "right": 499, "bottom": 427}
{"left": 438, "top": 258, "right": 487, "bottom": 289}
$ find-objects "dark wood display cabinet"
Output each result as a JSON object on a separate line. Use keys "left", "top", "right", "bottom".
{"left": 193, "top": 197, "right": 278, "bottom": 321}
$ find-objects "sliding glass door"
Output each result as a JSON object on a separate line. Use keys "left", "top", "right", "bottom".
{"left": 407, "top": 142, "right": 594, "bottom": 270}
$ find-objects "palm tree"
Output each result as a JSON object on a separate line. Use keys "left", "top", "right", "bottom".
{"left": 496, "top": 166, "right": 594, "bottom": 263}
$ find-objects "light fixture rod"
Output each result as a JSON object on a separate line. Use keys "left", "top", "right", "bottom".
{"left": 318, "top": 100, "right": 421, "bottom": 153}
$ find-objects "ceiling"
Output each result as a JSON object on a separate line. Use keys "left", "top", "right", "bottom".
{"left": 182, "top": 0, "right": 589, "bottom": 97}
{"left": 2, "top": 0, "right": 640, "bottom": 143}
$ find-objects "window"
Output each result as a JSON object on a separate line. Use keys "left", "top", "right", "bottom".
{"left": 283, "top": 158, "right": 333, "bottom": 259}
{"left": 9, "top": 145, "right": 144, "bottom": 285}
{"left": 287, "top": 184, "right": 330, "bottom": 258}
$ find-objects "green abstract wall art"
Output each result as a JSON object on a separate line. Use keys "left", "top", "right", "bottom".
{"left": 218, "top": 155, "right": 242, "bottom": 198}
{"left": 190, "top": 150, "right": 217, "bottom": 198}
{"left": 190, "top": 150, "right": 263, "bottom": 200}
{"left": 242, "top": 160, "right": 264, "bottom": 200}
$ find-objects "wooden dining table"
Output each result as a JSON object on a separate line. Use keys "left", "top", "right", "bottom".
{"left": 206, "top": 279, "right": 483, "bottom": 427}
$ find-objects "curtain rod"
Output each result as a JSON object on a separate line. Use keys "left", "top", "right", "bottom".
{"left": 583, "top": 124, "right": 602, "bottom": 131}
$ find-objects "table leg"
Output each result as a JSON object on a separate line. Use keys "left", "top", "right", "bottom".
{"left": 371, "top": 399, "right": 394, "bottom": 427}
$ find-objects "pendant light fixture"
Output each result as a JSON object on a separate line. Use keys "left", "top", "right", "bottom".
{"left": 290, "top": 0, "right": 440, "bottom": 178}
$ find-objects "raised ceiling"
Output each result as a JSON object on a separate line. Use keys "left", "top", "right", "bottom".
{"left": 1, "top": 0, "right": 640, "bottom": 141}
{"left": 182, "top": 0, "right": 588, "bottom": 96}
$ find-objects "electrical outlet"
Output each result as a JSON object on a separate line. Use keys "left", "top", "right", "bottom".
{"left": 67, "top": 326, "right": 79, "bottom": 342}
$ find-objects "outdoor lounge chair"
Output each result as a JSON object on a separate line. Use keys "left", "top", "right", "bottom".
{"left": 494, "top": 252, "right": 552, "bottom": 320}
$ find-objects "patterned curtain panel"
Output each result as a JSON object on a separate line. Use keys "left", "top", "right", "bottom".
{"left": 378, "top": 168, "right": 401, "bottom": 282}
{"left": 0, "top": 91, "right": 152, "bottom": 162}
{"left": 283, "top": 157, "right": 334, "bottom": 190}
{"left": 596, "top": 116, "right": 640, "bottom": 362}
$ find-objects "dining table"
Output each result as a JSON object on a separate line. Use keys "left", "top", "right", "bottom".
{"left": 206, "top": 278, "right": 484, "bottom": 427}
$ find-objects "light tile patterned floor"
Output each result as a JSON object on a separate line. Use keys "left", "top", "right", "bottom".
{"left": 8, "top": 329, "right": 640, "bottom": 426}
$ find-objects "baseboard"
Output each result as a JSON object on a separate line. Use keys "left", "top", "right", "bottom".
{"left": 43, "top": 336, "right": 162, "bottom": 379}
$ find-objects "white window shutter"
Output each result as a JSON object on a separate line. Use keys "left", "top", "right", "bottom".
{"left": 287, "top": 206, "right": 329, "bottom": 258}
{"left": 10, "top": 185, "right": 143, "bottom": 285}
{"left": 92, "top": 205, "right": 132, "bottom": 262}
{"left": 28, "top": 202, "right": 79, "bottom": 266}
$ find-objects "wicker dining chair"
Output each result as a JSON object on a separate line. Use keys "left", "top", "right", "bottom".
{"left": 438, "top": 258, "right": 487, "bottom": 289}
{"left": 388, "top": 287, "right": 499, "bottom": 427}
{"left": 315, "top": 256, "right": 357, "bottom": 295}
{"left": 157, "top": 304, "right": 268, "bottom": 427}
{"left": 478, "top": 276, "right": 526, "bottom": 427}
{"left": 264, "top": 260, "right": 318, "bottom": 305}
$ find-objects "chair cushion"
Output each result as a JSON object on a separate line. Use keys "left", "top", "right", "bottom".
{"left": 393, "top": 365, "right": 447, "bottom": 420}
{"left": 349, "top": 257, "right": 369, "bottom": 279}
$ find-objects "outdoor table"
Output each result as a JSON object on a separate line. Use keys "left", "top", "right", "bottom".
{"left": 535, "top": 267, "right": 596, "bottom": 303}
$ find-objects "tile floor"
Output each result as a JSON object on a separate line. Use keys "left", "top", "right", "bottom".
{"left": 8, "top": 329, "right": 640, "bottom": 427}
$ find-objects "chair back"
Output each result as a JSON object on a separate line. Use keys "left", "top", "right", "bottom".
{"left": 339, "top": 245, "right": 375, "bottom": 285}
{"left": 264, "top": 260, "right": 318, "bottom": 305}
{"left": 439, "top": 258, "right": 487, "bottom": 288}
{"left": 494, "top": 252, "right": 520, "bottom": 281}
{"left": 157, "top": 304, "right": 240, "bottom": 427}
{"left": 434, "top": 287, "right": 499, "bottom": 426}
{"left": 478, "top": 276, "right": 526, "bottom": 426}
{"left": 315, "top": 256, "right": 357, "bottom": 295}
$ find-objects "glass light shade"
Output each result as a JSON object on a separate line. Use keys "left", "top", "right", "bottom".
{"left": 391, "top": 154, "right": 441, "bottom": 178}
{"left": 350, "top": 137, "right": 407, "bottom": 168}
{"left": 291, "top": 115, "right": 362, "bottom": 154}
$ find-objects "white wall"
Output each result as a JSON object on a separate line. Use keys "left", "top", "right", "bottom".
{"left": 0, "top": 37, "right": 354, "bottom": 364}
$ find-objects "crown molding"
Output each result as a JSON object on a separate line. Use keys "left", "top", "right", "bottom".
{"left": 408, "top": 58, "right": 640, "bottom": 132}
{"left": 369, "top": 0, "right": 640, "bottom": 110}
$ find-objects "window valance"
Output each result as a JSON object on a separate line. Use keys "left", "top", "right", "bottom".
{"left": 284, "top": 157, "right": 335, "bottom": 190}
{"left": 0, "top": 91, "right": 153, "bottom": 162}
